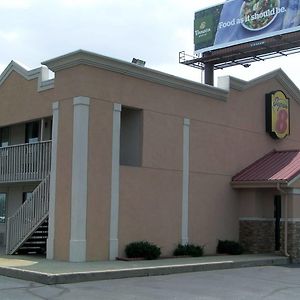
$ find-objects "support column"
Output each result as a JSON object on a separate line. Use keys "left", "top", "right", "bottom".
{"left": 69, "top": 96, "right": 90, "bottom": 262}
{"left": 109, "top": 103, "right": 122, "bottom": 260}
{"left": 47, "top": 102, "right": 59, "bottom": 260}
{"left": 181, "top": 118, "right": 190, "bottom": 245}
{"left": 204, "top": 63, "right": 214, "bottom": 86}
{"left": 40, "top": 118, "right": 44, "bottom": 141}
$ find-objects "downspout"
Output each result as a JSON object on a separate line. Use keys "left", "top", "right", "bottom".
{"left": 277, "top": 183, "right": 289, "bottom": 257}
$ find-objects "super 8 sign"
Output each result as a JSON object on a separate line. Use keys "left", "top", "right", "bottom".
{"left": 266, "top": 90, "right": 290, "bottom": 139}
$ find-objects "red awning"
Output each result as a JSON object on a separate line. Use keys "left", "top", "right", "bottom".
{"left": 232, "top": 150, "right": 300, "bottom": 188}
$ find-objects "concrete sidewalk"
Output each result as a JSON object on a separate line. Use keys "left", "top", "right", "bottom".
{"left": 0, "top": 254, "right": 290, "bottom": 285}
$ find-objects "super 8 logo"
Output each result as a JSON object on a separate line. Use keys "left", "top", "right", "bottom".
{"left": 266, "top": 90, "right": 290, "bottom": 139}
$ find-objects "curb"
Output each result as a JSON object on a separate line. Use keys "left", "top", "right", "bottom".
{"left": 0, "top": 256, "right": 290, "bottom": 285}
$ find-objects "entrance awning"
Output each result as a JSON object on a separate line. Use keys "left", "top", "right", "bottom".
{"left": 232, "top": 150, "right": 300, "bottom": 188}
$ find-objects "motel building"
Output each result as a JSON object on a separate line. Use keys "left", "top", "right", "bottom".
{"left": 0, "top": 50, "right": 300, "bottom": 262}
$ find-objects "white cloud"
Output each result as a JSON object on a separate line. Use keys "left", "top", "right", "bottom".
{"left": 0, "top": 64, "right": 6, "bottom": 75}
{"left": 0, "top": 31, "right": 20, "bottom": 42}
{"left": 0, "top": 0, "right": 32, "bottom": 9}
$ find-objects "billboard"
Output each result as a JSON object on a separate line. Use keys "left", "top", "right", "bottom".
{"left": 194, "top": 0, "right": 300, "bottom": 54}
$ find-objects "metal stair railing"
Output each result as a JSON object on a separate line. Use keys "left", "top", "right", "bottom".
{"left": 6, "top": 174, "right": 50, "bottom": 254}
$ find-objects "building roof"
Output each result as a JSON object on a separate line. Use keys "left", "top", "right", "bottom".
{"left": 232, "top": 150, "right": 300, "bottom": 188}
{"left": 1, "top": 50, "right": 300, "bottom": 103}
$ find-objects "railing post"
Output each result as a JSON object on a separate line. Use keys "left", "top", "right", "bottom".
{"left": 6, "top": 217, "right": 11, "bottom": 254}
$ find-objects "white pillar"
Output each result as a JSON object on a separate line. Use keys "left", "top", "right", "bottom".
{"left": 46, "top": 102, "right": 59, "bottom": 259}
{"left": 69, "top": 96, "right": 90, "bottom": 262}
{"left": 181, "top": 118, "right": 190, "bottom": 245}
{"left": 109, "top": 103, "right": 121, "bottom": 260}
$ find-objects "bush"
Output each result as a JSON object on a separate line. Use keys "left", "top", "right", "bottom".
{"left": 125, "top": 241, "right": 161, "bottom": 260}
{"left": 217, "top": 240, "right": 243, "bottom": 255}
{"left": 173, "top": 243, "right": 204, "bottom": 257}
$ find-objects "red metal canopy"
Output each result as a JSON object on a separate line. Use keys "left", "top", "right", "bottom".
{"left": 232, "top": 150, "right": 300, "bottom": 188}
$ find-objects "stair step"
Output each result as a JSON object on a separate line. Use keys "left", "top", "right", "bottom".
{"left": 31, "top": 233, "right": 48, "bottom": 236}
{"left": 31, "top": 233, "right": 47, "bottom": 236}
{"left": 23, "top": 244, "right": 46, "bottom": 249}
{"left": 27, "top": 235, "right": 47, "bottom": 239}
{"left": 24, "top": 239, "right": 47, "bottom": 244}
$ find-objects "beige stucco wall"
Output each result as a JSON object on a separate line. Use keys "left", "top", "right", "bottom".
{"left": 53, "top": 99, "right": 73, "bottom": 260}
{"left": 119, "top": 166, "right": 182, "bottom": 257}
{"left": 0, "top": 72, "right": 53, "bottom": 127}
{"left": 86, "top": 99, "right": 113, "bottom": 260}
{"left": 239, "top": 189, "right": 277, "bottom": 219}
{"left": 51, "top": 64, "right": 300, "bottom": 259}
{"left": 285, "top": 194, "right": 300, "bottom": 219}
{"left": 3, "top": 60, "right": 300, "bottom": 260}
{"left": 118, "top": 111, "right": 183, "bottom": 257}
{"left": 142, "top": 111, "right": 182, "bottom": 170}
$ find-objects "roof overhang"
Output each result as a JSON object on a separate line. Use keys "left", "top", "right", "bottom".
{"left": 231, "top": 180, "right": 289, "bottom": 189}
{"left": 232, "top": 150, "right": 300, "bottom": 189}
{"left": 42, "top": 50, "right": 228, "bottom": 101}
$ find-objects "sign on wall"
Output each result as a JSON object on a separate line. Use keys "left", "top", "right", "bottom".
{"left": 266, "top": 90, "right": 290, "bottom": 139}
{"left": 194, "top": 0, "right": 300, "bottom": 54}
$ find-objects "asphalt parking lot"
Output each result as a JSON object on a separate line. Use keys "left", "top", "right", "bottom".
{"left": 0, "top": 265, "right": 300, "bottom": 299}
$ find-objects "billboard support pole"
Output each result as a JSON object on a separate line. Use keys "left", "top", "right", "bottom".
{"left": 204, "top": 62, "right": 214, "bottom": 86}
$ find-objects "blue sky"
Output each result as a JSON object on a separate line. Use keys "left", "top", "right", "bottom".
{"left": 0, "top": 0, "right": 299, "bottom": 87}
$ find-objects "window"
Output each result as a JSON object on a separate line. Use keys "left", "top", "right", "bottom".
{"left": 120, "top": 107, "right": 142, "bottom": 166}
{"left": 0, "top": 127, "right": 9, "bottom": 147}
{"left": 0, "top": 193, "right": 6, "bottom": 223}
{"left": 22, "top": 192, "right": 33, "bottom": 204}
{"left": 25, "top": 121, "right": 40, "bottom": 144}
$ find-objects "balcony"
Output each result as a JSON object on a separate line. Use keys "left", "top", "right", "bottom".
{"left": 0, "top": 141, "right": 51, "bottom": 183}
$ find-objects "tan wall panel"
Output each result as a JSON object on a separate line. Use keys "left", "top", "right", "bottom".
{"left": 0, "top": 72, "right": 53, "bottom": 126}
{"left": 86, "top": 99, "right": 113, "bottom": 260}
{"left": 238, "top": 190, "right": 258, "bottom": 218}
{"left": 190, "top": 121, "right": 300, "bottom": 183}
{"left": 257, "top": 190, "right": 277, "bottom": 219}
{"left": 142, "top": 111, "right": 182, "bottom": 170}
{"left": 53, "top": 99, "right": 73, "bottom": 260}
{"left": 239, "top": 189, "right": 287, "bottom": 220}
{"left": 189, "top": 173, "right": 239, "bottom": 254}
{"left": 53, "top": 66, "right": 300, "bottom": 147}
{"left": 285, "top": 194, "right": 300, "bottom": 218}
{"left": 119, "top": 167, "right": 181, "bottom": 257}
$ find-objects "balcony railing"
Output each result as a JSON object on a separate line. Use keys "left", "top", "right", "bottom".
{"left": 0, "top": 141, "right": 52, "bottom": 183}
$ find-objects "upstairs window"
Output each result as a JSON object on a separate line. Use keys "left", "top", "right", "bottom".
{"left": 120, "top": 107, "right": 142, "bottom": 166}
{"left": 0, "top": 127, "right": 9, "bottom": 147}
{"left": 25, "top": 121, "right": 40, "bottom": 144}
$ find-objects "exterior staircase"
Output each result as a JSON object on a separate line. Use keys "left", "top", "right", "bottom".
{"left": 6, "top": 174, "right": 50, "bottom": 255}
{"left": 15, "top": 219, "right": 48, "bottom": 255}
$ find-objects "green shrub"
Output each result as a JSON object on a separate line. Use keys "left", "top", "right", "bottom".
{"left": 217, "top": 240, "right": 243, "bottom": 255}
{"left": 125, "top": 241, "right": 161, "bottom": 260}
{"left": 173, "top": 243, "right": 204, "bottom": 257}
